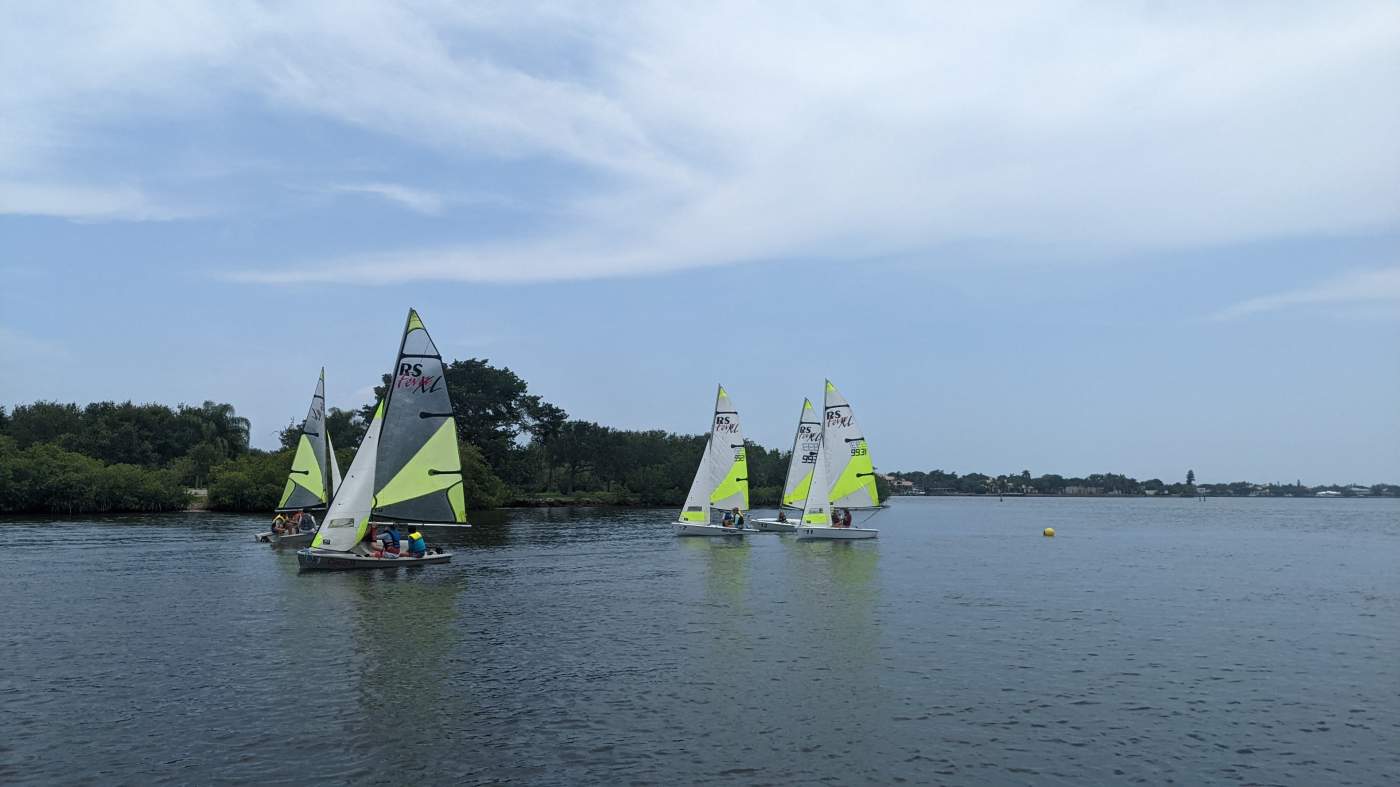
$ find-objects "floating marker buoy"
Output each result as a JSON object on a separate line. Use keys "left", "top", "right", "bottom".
{"left": 1043, "top": 527, "right": 1055, "bottom": 537}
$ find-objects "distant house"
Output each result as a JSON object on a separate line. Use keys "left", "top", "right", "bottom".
{"left": 1316, "top": 490, "right": 1342, "bottom": 497}
{"left": 1062, "top": 486, "right": 1102, "bottom": 496}
{"left": 880, "top": 474, "right": 915, "bottom": 492}
{"left": 1347, "top": 485, "right": 1373, "bottom": 496}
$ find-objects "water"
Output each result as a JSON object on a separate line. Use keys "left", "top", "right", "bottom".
{"left": 2, "top": 497, "right": 1396, "bottom": 785}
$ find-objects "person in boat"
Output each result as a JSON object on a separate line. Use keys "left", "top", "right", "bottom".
{"left": 732, "top": 507, "right": 745, "bottom": 528}
{"left": 720, "top": 511, "right": 734, "bottom": 529}
{"left": 379, "top": 524, "right": 402, "bottom": 555}
{"left": 271, "top": 514, "right": 288, "bottom": 534}
{"left": 299, "top": 512, "right": 317, "bottom": 532}
{"left": 407, "top": 529, "right": 427, "bottom": 557}
{"left": 776, "top": 509, "right": 788, "bottom": 523}
{"left": 841, "top": 509, "right": 853, "bottom": 528}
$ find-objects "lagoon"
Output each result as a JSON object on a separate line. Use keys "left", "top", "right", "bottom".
{"left": 2, "top": 497, "right": 1396, "bottom": 784}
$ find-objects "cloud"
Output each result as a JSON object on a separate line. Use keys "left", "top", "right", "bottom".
{"left": 331, "top": 183, "right": 445, "bottom": 215}
{"left": 0, "top": 181, "right": 194, "bottom": 222}
{"left": 1212, "top": 267, "right": 1400, "bottom": 319}
{"left": 3, "top": 2, "right": 1399, "bottom": 279}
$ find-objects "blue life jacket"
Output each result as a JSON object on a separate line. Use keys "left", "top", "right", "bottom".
{"left": 382, "top": 527, "right": 402, "bottom": 547}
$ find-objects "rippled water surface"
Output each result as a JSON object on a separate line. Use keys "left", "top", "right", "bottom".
{"left": 2, "top": 498, "right": 1397, "bottom": 785}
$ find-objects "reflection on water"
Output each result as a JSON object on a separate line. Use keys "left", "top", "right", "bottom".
{"left": 2, "top": 498, "right": 1397, "bottom": 785}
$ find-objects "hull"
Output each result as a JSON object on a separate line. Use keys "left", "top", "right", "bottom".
{"left": 795, "top": 527, "right": 879, "bottom": 540}
{"left": 752, "top": 517, "right": 797, "bottom": 532}
{"left": 255, "top": 530, "right": 316, "bottom": 546}
{"left": 296, "top": 548, "right": 453, "bottom": 571}
{"left": 674, "top": 522, "right": 756, "bottom": 537}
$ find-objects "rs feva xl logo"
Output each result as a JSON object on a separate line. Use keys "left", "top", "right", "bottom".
{"left": 396, "top": 362, "right": 443, "bottom": 394}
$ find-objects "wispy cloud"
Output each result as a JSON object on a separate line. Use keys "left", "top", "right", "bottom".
{"left": 1212, "top": 267, "right": 1400, "bottom": 320}
{"left": 0, "top": 181, "right": 194, "bottom": 222}
{"left": 3, "top": 2, "right": 1399, "bottom": 279}
{"left": 330, "top": 182, "right": 444, "bottom": 215}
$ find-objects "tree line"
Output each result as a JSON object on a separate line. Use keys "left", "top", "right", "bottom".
{"left": 886, "top": 469, "right": 1398, "bottom": 498}
{"left": 0, "top": 401, "right": 251, "bottom": 513}
{"left": 0, "top": 357, "right": 854, "bottom": 514}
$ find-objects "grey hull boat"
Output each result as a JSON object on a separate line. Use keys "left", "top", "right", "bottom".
{"left": 297, "top": 548, "right": 452, "bottom": 571}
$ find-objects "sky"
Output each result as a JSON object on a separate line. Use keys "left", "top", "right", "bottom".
{"left": 1, "top": 1, "right": 1397, "bottom": 485}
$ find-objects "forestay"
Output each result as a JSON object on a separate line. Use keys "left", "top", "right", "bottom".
{"left": 822, "top": 380, "right": 880, "bottom": 510}
{"left": 678, "top": 385, "right": 749, "bottom": 523}
{"left": 277, "top": 369, "right": 332, "bottom": 512}
{"left": 780, "top": 398, "right": 822, "bottom": 510}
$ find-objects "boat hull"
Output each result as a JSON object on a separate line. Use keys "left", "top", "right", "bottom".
{"left": 752, "top": 517, "right": 796, "bottom": 532}
{"left": 674, "top": 523, "right": 756, "bottom": 537}
{"left": 259, "top": 526, "right": 313, "bottom": 546}
{"left": 296, "top": 548, "right": 453, "bottom": 571}
{"left": 795, "top": 527, "right": 879, "bottom": 540}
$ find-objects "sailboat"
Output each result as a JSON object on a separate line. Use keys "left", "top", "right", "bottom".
{"left": 297, "top": 309, "right": 468, "bottom": 570}
{"left": 255, "top": 369, "right": 343, "bottom": 546}
{"left": 796, "top": 380, "right": 880, "bottom": 540}
{"left": 753, "top": 398, "right": 821, "bottom": 532}
{"left": 673, "top": 385, "right": 755, "bottom": 537}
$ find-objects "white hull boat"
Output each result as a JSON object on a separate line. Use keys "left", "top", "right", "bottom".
{"left": 795, "top": 526, "right": 879, "bottom": 540}
{"left": 672, "top": 385, "right": 752, "bottom": 539}
{"left": 752, "top": 517, "right": 797, "bottom": 532}
{"left": 674, "top": 522, "right": 755, "bottom": 537}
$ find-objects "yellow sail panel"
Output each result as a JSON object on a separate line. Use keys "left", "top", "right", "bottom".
{"left": 828, "top": 439, "right": 879, "bottom": 508}
{"left": 374, "top": 419, "right": 462, "bottom": 510}
{"left": 279, "top": 433, "right": 327, "bottom": 508}
{"left": 447, "top": 482, "right": 467, "bottom": 524}
{"left": 803, "top": 503, "right": 832, "bottom": 526}
{"left": 782, "top": 469, "right": 813, "bottom": 508}
{"left": 710, "top": 446, "right": 749, "bottom": 510}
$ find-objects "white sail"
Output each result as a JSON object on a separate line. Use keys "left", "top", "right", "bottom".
{"left": 677, "top": 385, "right": 749, "bottom": 522}
{"left": 780, "top": 398, "right": 822, "bottom": 510}
{"left": 801, "top": 428, "right": 834, "bottom": 527}
{"left": 822, "top": 380, "right": 880, "bottom": 510}
{"left": 327, "top": 432, "right": 343, "bottom": 496}
{"left": 312, "top": 401, "right": 384, "bottom": 553}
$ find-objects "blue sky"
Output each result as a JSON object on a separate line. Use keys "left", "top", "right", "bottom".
{"left": 1, "top": 2, "right": 1397, "bottom": 484}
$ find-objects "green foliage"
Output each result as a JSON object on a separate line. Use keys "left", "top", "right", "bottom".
{"left": 459, "top": 440, "right": 509, "bottom": 509}
{"left": 0, "top": 437, "right": 188, "bottom": 513}
{"left": 207, "top": 450, "right": 293, "bottom": 511}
